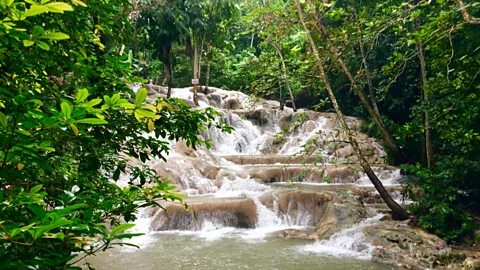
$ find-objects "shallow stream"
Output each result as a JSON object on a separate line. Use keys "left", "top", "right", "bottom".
{"left": 86, "top": 234, "right": 392, "bottom": 270}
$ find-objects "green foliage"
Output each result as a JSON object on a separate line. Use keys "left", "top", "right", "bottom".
{"left": 404, "top": 161, "right": 476, "bottom": 243}
{"left": 0, "top": 0, "right": 231, "bottom": 268}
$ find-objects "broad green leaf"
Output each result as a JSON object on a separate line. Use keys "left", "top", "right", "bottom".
{"left": 70, "top": 123, "right": 78, "bottom": 135}
{"left": 104, "top": 95, "right": 111, "bottom": 104}
{"left": 111, "top": 94, "right": 120, "bottom": 104}
{"left": 76, "top": 88, "right": 88, "bottom": 103}
{"left": 0, "top": 111, "right": 7, "bottom": 128}
{"left": 148, "top": 119, "right": 154, "bottom": 132}
{"left": 75, "top": 118, "right": 108, "bottom": 125}
{"left": 141, "top": 104, "right": 156, "bottom": 112}
{"left": 39, "top": 32, "right": 70, "bottom": 40}
{"left": 24, "top": 5, "right": 49, "bottom": 17}
{"left": 135, "top": 88, "right": 147, "bottom": 106}
{"left": 110, "top": 223, "right": 135, "bottom": 237}
{"left": 23, "top": 40, "right": 35, "bottom": 47}
{"left": 72, "top": 0, "right": 87, "bottom": 7}
{"left": 37, "top": 41, "right": 50, "bottom": 51}
{"left": 80, "top": 98, "right": 102, "bottom": 107}
{"left": 32, "top": 25, "right": 44, "bottom": 36}
{"left": 136, "top": 109, "right": 155, "bottom": 118}
{"left": 32, "top": 219, "right": 73, "bottom": 240}
{"left": 61, "top": 102, "right": 72, "bottom": 119}
{"left": 31, "top": 185, "right": 43, "bottom": 193}
{"left": 44, "top": 2, "right": 74, "bottom": 13}
{"left": 120, "top": 103, "right": 136, "bottom": 109}
{"left": 55, "top": 203, "right": 87, "bottom": 217}
{"left": 28, "top": 204, "right": 46, "bottom": 218}
{"left": 112, "top": 233, "right": 144, "bottom": 240}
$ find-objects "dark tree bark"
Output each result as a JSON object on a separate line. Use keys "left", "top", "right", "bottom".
{"left": 294, "top": 0, "right": 408, "bottom": 220}
{"left": 305, "top": 0, "right": 404, "bottom": 162}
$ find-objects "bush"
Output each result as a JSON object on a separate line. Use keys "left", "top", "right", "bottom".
{"left": 0, "top": 1, "right": 231, "bottom": 268}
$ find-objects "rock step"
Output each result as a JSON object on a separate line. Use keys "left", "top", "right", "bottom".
{"left": 219, "top": 154, "right": 385, "bottom": 166}
{"left": 220, "top": 164, "right": 399, "bottom": 184}
{"left": 219, "top": 154, "right": 323, "bottom": 165}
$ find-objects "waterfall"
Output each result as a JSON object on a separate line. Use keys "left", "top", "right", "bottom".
{"left": 300, "top": 214, "right": 385, "bottom": 260}
{"left": 120, "top": 86, "right": 405, "bottom": 259}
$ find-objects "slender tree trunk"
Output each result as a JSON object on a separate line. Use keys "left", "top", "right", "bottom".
{"left": 416, "top": 32, "right": 432, "bottom": 167}
{"left": 193, "top": 43, "right": 199, "bottom": 106}
{"left": 167, "top": 51, "right": 173, "bottom": 98}
{"left": 161, "top": 65, "right": 167, "bottom": 85}
{"left": 294, "top": 0, "right": 408, "bottom": 220}
{"left": 205, "top": 61, "right": 211, "bottom": 94}
{"left": 279, "top": 80, "right": 284, "bottom": 110}
{"left": 359, "top": 32, "right": 381, "bottom": 119}
{"left": 270, "top": 41, "right": 296, "bottom": 111}
{"left": 305, "top": 0, "right": 403, "bottom": 162}
{"left": 250, "top": 33, "right": 255, "bottom": 48}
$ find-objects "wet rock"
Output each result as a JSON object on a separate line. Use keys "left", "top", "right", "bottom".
{"left": 324, "top": 165, "right": 360, "bottom": 184}
{"left": 150, "top": 197, "right": 257, "bottom": 230}
{"left": 363, "top": 222, "right": 451, "bottom": 269}
{"left": 174, "top": 140, "right": 195, "bottom": 157}
{"left": 463, "top": 257, "right": 480, "bottom": 270}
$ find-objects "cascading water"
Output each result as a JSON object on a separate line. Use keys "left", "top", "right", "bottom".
{"left": 86, "top": 86, "right": 404, "bottom": 269}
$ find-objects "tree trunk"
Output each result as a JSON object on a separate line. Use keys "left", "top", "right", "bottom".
{"left": 294, "top": 0, "right": 408, "bottom": 220}
{"left": 305, "top": 0, "right": 403, "bottom": 162}
{"left": 279, "top": 80, "right": 284, "bottom": 110}
{"left": 416, "top": 28, "right": 432, "bottom": 167}
{"left": 205, "top": 61, "right": 211, "bottom": 94}
{"left": 270, "top": 41, "right": 296, "bottom": 111}
{"left": 193, "top": 43, "right": 199, "bottom": 106}
{"left": 161, "top": 66, "right": 167, "bottom": 86}
{"left": 358, "top": 31, "right": 381, "bottom": 119}
{"left": 167, "top": 50, "right": 173, "bottom": 99}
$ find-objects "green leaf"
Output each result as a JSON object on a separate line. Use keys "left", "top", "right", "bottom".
{"left": 55, "top": 203, "right": 87, "bottom": 217}
{"left": 110, "top": 224, "right": 135, "bottom": 238}
{"left": 76, "top": 88, "right": 88, "bottom": 104}
{"left": 120, "top": 103, "right": 136, "bottom": 109}
{"left": 39, "top": 32, "right": 70, "bottom": 40}
{"left": 30, "top": 185, "right": 43, "bottom": 193}
{"left": 72, "top": 0, "right": 87, "bottom": 7}
{"left": 136, "top": 109, "right": 155, "bottom": 118}
{"left": 61, "top": 102, "right": 72, "bottom": 119}
{"left": 80, "top": 98, "right": 102, "bottom": 107}
{"left": 135, "top": 88, "right": 148, "bottom": 106}
{"left": 28, "top": 204, "right": 46, "bottom": 218}
{"left": 32, "top": 219, "right": 73, "bottom": 240}
{"left": 36, "top": 41, "right": 50, "bottom": 51}
{"left": 23, "top": 40, "right": 35, "bottom": 47}
{"left": 24, "top": 5, "right": 49, "bottom": 17}
{"left": 104, "top": 95, "right": 111, "bottom": 104}
{"left": 111, "top": 94, "right": 120, "bottom": 104}
{"left": 0, "top": 111, "right": 7, "bottom": 128}
{"left": 113, "top": 233, "right": 144, "bottom": 240}
{"left": 75, "top": 118, "right": 108, "bottom": 125}
{"left": 32, "top": 25, "right": 44, "bottom": 36}
{"left": 44, "top": 2, "right": 74, "bottom": 13}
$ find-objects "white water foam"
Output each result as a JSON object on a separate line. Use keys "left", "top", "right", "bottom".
{"left": 299, "top": 214, "right": 384, "bottom": 260}
{"left": 215, "top": 177, "right": 270, "bottom": 198}
{"left": 120, "top": 208, "right": 157, "bottom": 252}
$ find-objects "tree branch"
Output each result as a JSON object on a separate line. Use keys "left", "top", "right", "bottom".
{"left": 456, "top": 0, "right": 480, "bottom": 24}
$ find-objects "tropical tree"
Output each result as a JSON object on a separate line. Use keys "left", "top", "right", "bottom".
{"left": 0, "top": 0, "right": 231, "bottom": 268}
